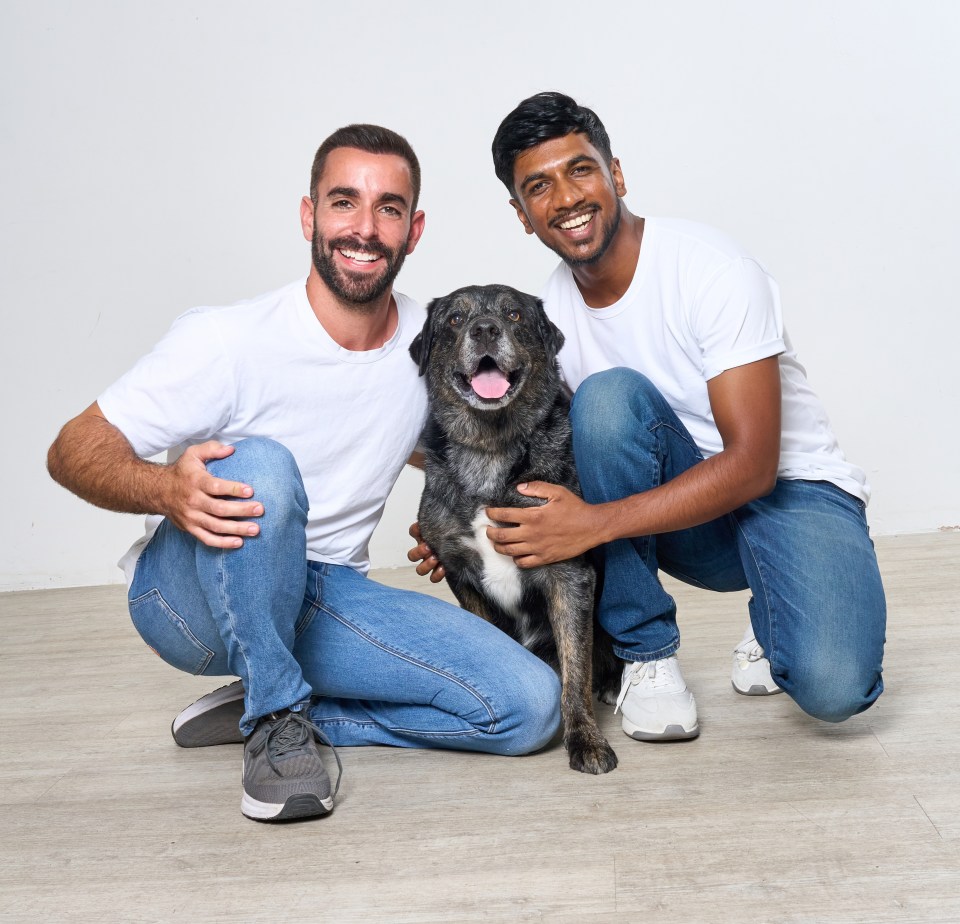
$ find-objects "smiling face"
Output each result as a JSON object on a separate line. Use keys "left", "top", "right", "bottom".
{"left": 444, "top": 290, "right": 529, "bottom": 410}
{"left": 509, "top": 132, "right": 626, "bottom": 267}
{"left": 301, "top": 147, "right": 425, "bottom": 307}
{"left": 410, "top": 284, "right": 565, "bottom": 420}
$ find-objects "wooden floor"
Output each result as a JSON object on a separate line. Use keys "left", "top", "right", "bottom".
{"left": 1, "top": 533, "right": 958, "bottom": 923}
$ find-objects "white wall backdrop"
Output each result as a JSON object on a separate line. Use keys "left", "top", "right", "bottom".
{"left": 3, "top": 1, "right": 958, "bottom": 590}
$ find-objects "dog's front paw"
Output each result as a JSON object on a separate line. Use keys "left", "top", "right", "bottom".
{"left": 566, "top": 731, "right": 618, "bottom": 775}
{"left": 596, "top": 684, "right": 619, "bottom": 707}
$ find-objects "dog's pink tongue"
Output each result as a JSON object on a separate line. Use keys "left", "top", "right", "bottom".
{"left": 471, "top": 369, "right": 511, "bottom": 400}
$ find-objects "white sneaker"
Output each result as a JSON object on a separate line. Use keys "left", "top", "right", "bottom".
{"left": 614, "top": 656, "right": 699, "bottom": 741}
{"left": 731, "top": 627, "right": 783, "bottom": 696}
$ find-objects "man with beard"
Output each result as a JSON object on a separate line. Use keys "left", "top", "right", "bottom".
{"left": 47, "top": 124, "right": 561, "bottom": 822}
{"left": 470, "top": 93, "right": 886, "bottom": 742}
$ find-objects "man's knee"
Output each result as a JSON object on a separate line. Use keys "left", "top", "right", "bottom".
{"left": 570, "top": 368, "right": 658, "bottom": 434}
{"left": 208, "top": 438, "right": 307, "bottom": 523}
{"left": 211, "top": 436, "right": 297, "bottom": 475}
{"left": 781, "top": 659, "right": 884, "bottom": 723}
{"left": 505, "top": 664, "right": 562, "bottom": 755}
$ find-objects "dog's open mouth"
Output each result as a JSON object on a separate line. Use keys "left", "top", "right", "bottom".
{"left": 457, "top": 356, "right": 520, "bottom": 402}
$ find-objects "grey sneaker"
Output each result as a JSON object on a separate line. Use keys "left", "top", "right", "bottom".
{"left": 171, "top": 681, "right": 246, "bottom": 747}
{"left": 241, "top": 709, "right": 342, "bottom": 822}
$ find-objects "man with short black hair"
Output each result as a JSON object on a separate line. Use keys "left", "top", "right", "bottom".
{"left": 48, "top": 124, "right": 561, "bottom": 822}
{"left": 482, "top": 92, "right": 886, "bottom": 741}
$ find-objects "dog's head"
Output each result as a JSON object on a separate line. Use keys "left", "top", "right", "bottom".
{"left": 409, "top": 284, "right": 565, "bottom": 417}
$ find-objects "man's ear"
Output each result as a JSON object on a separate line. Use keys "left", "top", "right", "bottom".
{"left": 300, "top": 196, "right": 315, "bottom": 242}
{"left": 610, "top": 158, "right": 627, "bottom": 198}
{"left": 509, "top": 198, "right": 535, "bottom": 236}
{"left": 405, "top": 209, "right": 426, "bottom": 255}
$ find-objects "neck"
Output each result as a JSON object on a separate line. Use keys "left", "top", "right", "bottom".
{"left": 570, "top": 211, "right": 645, "bottom": 309}
{"left": 305, "top": 268, "right": 397, "bottom": 351}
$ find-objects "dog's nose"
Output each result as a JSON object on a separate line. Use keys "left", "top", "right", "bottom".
{"left": 470, "top": 318, "right": 501, "bottom": 344}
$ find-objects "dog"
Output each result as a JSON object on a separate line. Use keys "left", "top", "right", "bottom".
{"left": 409, "top": 284, "right": 618, "bottom": 774}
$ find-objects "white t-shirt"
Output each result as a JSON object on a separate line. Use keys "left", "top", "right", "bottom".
{"left": 541, "top": 217, "right": 869, "bottom": 503}
{"left": 98, "top": 279, "right": 428, "bottom": 584}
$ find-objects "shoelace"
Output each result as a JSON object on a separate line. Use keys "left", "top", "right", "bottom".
{"left": 614, "top": 661, "right": 656, "bottom": 715}
{"left": 734, "top": 637, "right": 765, "bottom": 665}
{"left": 613, "top": 658, "right": 687, "bottom": 714}
{"left": 263, "top": 710, "right": 343, "bottom": 796}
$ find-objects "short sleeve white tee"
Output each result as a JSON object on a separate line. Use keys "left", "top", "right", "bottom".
{"left": 541, "top": 218, "right": 869, "bottom": 503}
{"left": 98, "top": 279, "right": 428, "bottom": 583}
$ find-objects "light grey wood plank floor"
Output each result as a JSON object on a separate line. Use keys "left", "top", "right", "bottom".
{"left": 1, "top": 532, "right": 958, "bottom": 923}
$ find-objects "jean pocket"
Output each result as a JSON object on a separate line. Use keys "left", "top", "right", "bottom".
{"left": 129, "top": 588, "right": 215, "bottom": 675}
{"left": 294, "top": 565, "right": 323, "bottom": 637}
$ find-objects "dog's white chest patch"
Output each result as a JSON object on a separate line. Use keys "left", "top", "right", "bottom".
{"left": 464, "top": 509, "right": 523, "bottom": 615}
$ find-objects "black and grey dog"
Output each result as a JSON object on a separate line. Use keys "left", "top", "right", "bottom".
{"left": 409, "top": 284, "right": 618, "bottom": 774}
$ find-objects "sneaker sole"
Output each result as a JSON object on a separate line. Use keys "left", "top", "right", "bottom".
{"left": 241, "top": 791, "right": 334, "bottom": 822}
{"left": 732, "top": 681, "right": 784, "bottom": 696}
{"left": 171, "top": 682, "right": 246, "bottom": 748}
{"left": 622, "top": 717, "right": 700, "bottom": 741}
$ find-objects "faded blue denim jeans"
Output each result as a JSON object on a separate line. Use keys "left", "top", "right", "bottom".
{"left": 128, "top": 437, "right": 560, "bottom": 752}
{"left": 569, "top": 368, "right": 886, "bottom": 722}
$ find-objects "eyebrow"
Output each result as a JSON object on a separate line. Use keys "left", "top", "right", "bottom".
{"left": 325, "top": 186, "right": 409, "bottom": 209}
{"left": 519, "top": 154, "right": 599, "bottom": 195}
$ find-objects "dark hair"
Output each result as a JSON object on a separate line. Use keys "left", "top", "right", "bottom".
{"left": 310, "top": 124, "right": 421, "bottom": 210}
{"left": 492, "top": 92, "right": 613, "bottom": 196}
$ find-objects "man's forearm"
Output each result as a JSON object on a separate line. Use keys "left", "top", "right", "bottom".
{"left": 49, "top": 406, "right": 262, "bottom": 548}
{"left": 589, "top": 448, "right": 777, "bottom": 546}
{"left": 47, "top": 410, "right": 170, "bottom": 516}
{"left": 591, "top": 359, "right": 782, "bottom": 545}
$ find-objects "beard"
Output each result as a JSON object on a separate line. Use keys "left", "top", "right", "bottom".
{"left": 311, "top": 230, "right": 407, "bottom": 308}
{"left": 549, "top": 200, "right": 622, "bottom": 267}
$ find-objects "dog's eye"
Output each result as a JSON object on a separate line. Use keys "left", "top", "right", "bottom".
{"left": 449, "top": 312, "right": 463, "bottom": 328}
{"left": 506, "top": 308, "right": 521, "bottom": 322}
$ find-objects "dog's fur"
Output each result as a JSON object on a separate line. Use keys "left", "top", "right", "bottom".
{"left": 410, "top": 284, "right": 618, "bottom": 774}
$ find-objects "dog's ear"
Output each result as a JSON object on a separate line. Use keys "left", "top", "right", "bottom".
{"left": 409, "top": 298, "right": 440, "bottom": 377}
{"left": 533, "top": 297, "right": 565, "bottom": 364}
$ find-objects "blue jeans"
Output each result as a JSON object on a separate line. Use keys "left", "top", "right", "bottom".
{"left": 569, "top": 368, "right": 886, "bottom": 722}
{"left": 128, "top": 437, "right": 560, "bottom": 753}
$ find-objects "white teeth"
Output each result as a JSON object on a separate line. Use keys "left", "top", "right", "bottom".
{"left": 339, "top": 249, "right": 379, "bottom": 262}
{"left": 559, "top": 212, "right": 593, "bottom": 230}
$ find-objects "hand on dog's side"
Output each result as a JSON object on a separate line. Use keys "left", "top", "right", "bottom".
{"left": 485, "top": 482, "right": 605, "bottom": 567}
{"left": 407, "top": 522, "right": 446, "bottom": 582}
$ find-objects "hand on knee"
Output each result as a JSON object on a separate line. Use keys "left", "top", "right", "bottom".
{"left": 207, "top": 438, "right": 308, "bottom": 527}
